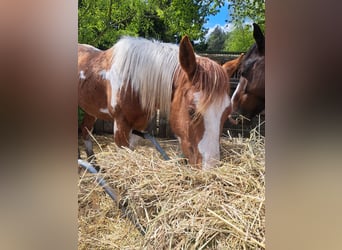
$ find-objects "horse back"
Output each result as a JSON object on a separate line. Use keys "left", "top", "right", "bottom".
{"left": 78, "top": 44, "right": 114, "bottom": 121}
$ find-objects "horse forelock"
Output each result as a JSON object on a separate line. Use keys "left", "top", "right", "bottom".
{"left": 190, "top": 57, "right": 230, "bottom": 115}
{"left": 110, "top": 37, "right": 179, "bottom": 117}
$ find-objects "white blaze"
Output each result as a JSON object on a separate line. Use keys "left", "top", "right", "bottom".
{"left": 196, "top": 92, "right": 231, "bottom": 170}
{"left": 231, "top": 77, "right": 247, "bottom": 111}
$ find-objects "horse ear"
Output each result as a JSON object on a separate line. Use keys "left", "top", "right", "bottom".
{"left": 222, "top": 53, "right": 244, "bottom": 78}
{"left": 253, "top": 23, "right": 265, "bottom": 54}
{"left": 179, "top": 35, "right": 197, "bottom": 80}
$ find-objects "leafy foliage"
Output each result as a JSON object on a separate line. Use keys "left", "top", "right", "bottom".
{"left": 78, "top": 0, "right": 225, "bottom": 48}
{"left": 224, "top": 24, "right": 255, "bottom": 52}
{"left": 228, "top": 0, "right": 265, "bottom": 26}
{"left": 200, "top": 0, "right": 265, "bottom": 52}
{"left": 221, "top": 0, "right": 265, "bottom": 52}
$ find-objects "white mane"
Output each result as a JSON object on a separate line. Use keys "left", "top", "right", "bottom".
{"left": 111, "top": 36, "right": 180, "bottom": 117}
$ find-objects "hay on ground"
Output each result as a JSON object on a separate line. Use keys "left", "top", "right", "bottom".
{"left": 78, "top": 130, "right": 265, "bottom": 249}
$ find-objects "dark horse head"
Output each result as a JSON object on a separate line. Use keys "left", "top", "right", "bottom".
{"left": 230, "top": 23, "right": 265, "bottom": 123}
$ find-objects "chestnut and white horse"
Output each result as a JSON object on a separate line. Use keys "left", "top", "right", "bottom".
{"left": 78, "top": 36, "right": 238, "bottom": 169}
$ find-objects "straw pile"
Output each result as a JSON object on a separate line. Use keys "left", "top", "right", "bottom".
{"left": 78, "top": 129, "right": 265, "bottom": 249}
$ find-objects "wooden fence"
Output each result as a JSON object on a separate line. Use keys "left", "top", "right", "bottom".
{"left": 94, "top": 112, "right": 265, "bottom": 139}
{"left": 93, "top": 52, "right": 265, "bottom": 138}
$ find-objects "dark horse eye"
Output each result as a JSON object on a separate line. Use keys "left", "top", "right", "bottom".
{"left": 188, "top": 107, "right": 196, "bottom": 118}
{"left": 241, "top": 58, "right": 256, "bottom": 80}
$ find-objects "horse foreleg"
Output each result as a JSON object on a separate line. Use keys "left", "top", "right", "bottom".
{"left": 113, "top": 119, "right": 143, "bottom": 149}
{"left": 80, "top": 112, "right": 97, "bottom": 161}
{"left": 113, "top": 119, "right": 131, "bottom": 148}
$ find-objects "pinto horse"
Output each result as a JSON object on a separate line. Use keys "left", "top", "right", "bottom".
{"left": 78, "top": 36, "right": 234, "bottom": 170}
{"left": 230, "top": 23, "right": 265, "bottom": 123}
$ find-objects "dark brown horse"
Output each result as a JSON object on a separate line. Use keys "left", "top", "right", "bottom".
{"left": 78, "top": 36, "right": 237, "bottom": 170}
{"left": 230, "top": 23, "right": 265, "bottom": 123}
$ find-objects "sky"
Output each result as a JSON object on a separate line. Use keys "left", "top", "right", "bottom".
{"left": 204, "top": 1, "right": 230, "bottom": 29}
{"left": 203, "top": 1, "right": 254, "bottom": 40}
{"left": 203, "top": 1, "right": 235, "bottom": 38}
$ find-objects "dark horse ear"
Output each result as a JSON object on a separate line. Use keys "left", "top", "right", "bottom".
{"left": 179, "top": 35, "right": 197, "bottom": 80}
{"left": 253, "top": 23, "right": 265, "bottom": 54}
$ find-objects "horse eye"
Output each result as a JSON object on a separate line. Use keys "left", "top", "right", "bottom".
{"left": 188, "top": 107, "right": 196, "bottom": 118}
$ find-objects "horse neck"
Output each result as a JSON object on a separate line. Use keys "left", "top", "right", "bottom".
{"left": 112, "top": 37, "right": 180, "bottom": 118}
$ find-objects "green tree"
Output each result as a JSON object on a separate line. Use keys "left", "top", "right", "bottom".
{"left": 78, "top": 0, "right": 226, "bottom": 48}
{"left": 224, "top": 24, "right": 254, "bottom": 52}
{"left": 78, "top": 0, "right": 154, "bottom": 48}
{"left": 228, "top": 0, "right": 265, "bottom": 26}
{"left": 207, "top": 26, "right": 227, "bottom": 51}
{"left": 161, "top": 0, "right": 225, "bottom": 41}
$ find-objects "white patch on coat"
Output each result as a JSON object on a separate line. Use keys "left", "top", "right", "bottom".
{"left": 99, "top": 108, "right": 110, "bottom": 115}
{"left": 79, "top": 70, "right": 86, "bottom": 80}
{"left": 102, "top": 65, "right": 122, "bottom": 110}
{"left": 198, "top": 94, "right": 231, "bottom": 170}
{"left": 99, "top": 70, "right": 107, "bottom": 79}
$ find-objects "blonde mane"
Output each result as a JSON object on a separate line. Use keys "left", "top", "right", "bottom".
{"left": 111, "top": 37, "right": 179, "bottom": 117}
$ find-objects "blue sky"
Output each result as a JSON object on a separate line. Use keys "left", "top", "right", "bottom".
{"left": 203, "top": 1, "right": 254, "bottom": 39}
{"left": 202, "top": 1, "right": 235, "bottom": 39}
{"left": 204, "top": 1, "right": 230, "bottom": 29}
